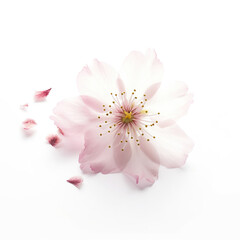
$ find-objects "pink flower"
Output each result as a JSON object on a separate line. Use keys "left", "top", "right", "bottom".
{"left": 51, "top": 50, "right": 194, "bottom": 187}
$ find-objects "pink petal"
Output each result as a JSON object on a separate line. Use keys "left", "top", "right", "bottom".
{"left": 116, "top": 77, "right": 126, "bottom": 94}
{"left": 34, "top": 88, "right": 52, "bottom": 101}
{"left": 79, "top": 129, "right": 131, "bottom": 174}
{"left": 152, "top": 124, "right": 194, "bottom": 168}
{"left": 123, "top": 143, "right": 160, "bottom": 188}
{"left": 22, "top": 118, "right": 37, "bottom": 130}
{"left": 151, "top": 81, "right": 193, "bottom": 126}
{"left": 51, "top": 96, "right": 97, "bottom": 152}
{"left": 81, "top": 95, "right": 105, "bottom": 112}
{"left": 46, "top": 134, "right": 61, "bottom": 147}
{"left": 120, "top": 49, "right": 163, "bottom": 92}
{"left": 51, "top": 96, "right": 97, "bottom": 135}
{"left": 144, "top": 82, "right": 161, "bottom": 100}
{"left": 67, "top": 177, "right": 83, "bottom": 189}
{"left": 77, "top": 60, "right": 118, "bottom": 102}
{"left": 20, "top": 104, "right": 29, "bottom": 111}
{"left": 58, "top": 127, "right": 64, "bottom": 135}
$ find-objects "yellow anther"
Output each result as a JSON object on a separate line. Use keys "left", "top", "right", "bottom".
{"left": 145, "top": 125, "right": 148, "bottom": 127}
{"left": 105, "top": 121, "right": 107, "bottom": 123}
{"left": 153, "top": 136, "right": 156, "bottom": 139}
{"left": 112, "top": 101, "right": 115, "bottom": 104}
{"left": 121, "top": 149, "right": 124, "bottom": 151}
{"left": 140, "top": 109, "right": 148, "bottom": 114}
{"left": 147, "top": 139, "right": 150, "bottom": 141}
{"left": 109, "top": 105, "right": 111, "bottom": 107}
{"left": 99, "top": 125, "right": 102, "bottom": 127}
{"left": 156, "top": 121, "right": 158, "bottom": 123}
{"left": 108, "top": 145, "right": 111, "bottom": 148}
{"left": 103, "top": 105, "right": 105, "bottom": 107}
{"left": 98, "top": 116, "right": 100, "bottom": 119}
{"left": 131, "top": 137, "right": 133, "bottom": 139}
{"left": 100, "top": 133, "right": 102, "bottom": 136}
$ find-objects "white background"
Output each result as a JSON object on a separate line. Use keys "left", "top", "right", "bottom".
{"left": 0, "top": 0, "right": 240, "bottom": 239}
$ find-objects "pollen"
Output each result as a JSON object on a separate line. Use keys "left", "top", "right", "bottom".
{"left": 122, "top": 111, "right": 133, "bottom": 123}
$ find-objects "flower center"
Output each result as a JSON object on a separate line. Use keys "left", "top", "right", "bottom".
{"left": 97, "top": 90, "right": 160, "bottom": 151}
{"left": 122, "top": 111, "right": 133, "bottom": 123}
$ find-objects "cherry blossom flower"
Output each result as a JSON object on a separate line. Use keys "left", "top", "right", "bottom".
{"left": 51, "top": 50, "right": 194, "bottom": 187}
{"left": 34, "top": 88, "right": 52, "bottom": 101}
{"left": 67, "top": 177, "right": 83, "bottom": 188}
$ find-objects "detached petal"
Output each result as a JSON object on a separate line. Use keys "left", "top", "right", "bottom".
{"left": 46, "top": 134, "right": 61, "bottom": 147}
{"left": 20, "top": 104, "right": 28, "bottom": 111}
{"left": 67, "top": 177, "right": 83, "bottom": 188}
{"left": 22, "top": 119, "right": 37, "bottom": 130}
{"left": 34, "top": 88, "right": 52, "bottom": 101}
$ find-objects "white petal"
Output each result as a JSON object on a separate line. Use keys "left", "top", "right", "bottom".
{"left": 77, "top": 60, "right": 119, "bottom": 102}
{"left": 120, "top": 49, "right": 163, "bottom": 94}
{"left": 151, "top": 124, "right": 194, "bottom": 168}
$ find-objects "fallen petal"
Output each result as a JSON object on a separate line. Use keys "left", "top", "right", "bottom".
{"left": 22, "top": 119, "right": 37, "bottom": 130}
{"left": 67, "top": 177, "right": 83, "bottom": 188}
{"left": 46, "top": 134, "right": 61, "bottom": 147}
{"left": 20, "top": 104, "right": 29, "bottom": 111}
{"left": 34, "top": 88, "right": 52, "bottom": 101}
{"left": 58, "top": 127, "right": 64, "bottom": 135}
